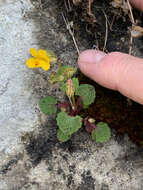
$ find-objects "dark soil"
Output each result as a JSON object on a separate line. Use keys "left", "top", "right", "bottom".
{"left": 59, "top": 0, "right": 143, "bottom": 53}
{"left": 34, "top": 0, "right": 143, "bottom": 146}
{"left": 79, "top": 73, "right": 143, "bottom": 146}
{"left": 59, "top": 0, "right": 143, "bottom": 146}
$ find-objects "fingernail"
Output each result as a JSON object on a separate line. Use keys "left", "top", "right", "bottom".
{"left": 78, "top": 50, "right": 106, "bottom": 68}
{"left": 94, "top": 51, "right": 106, "bottom": 63}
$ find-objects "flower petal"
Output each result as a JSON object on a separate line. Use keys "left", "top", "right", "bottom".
{"left": 41, "top": 62, "right": 50, "bottom": 71}
{"left": 26, "top": 58, "right": 36, "bottom": 68}
{"left": 26, "top": 48, "right": 51, "bottom": 71}
{"left": 26, "top": 58, "right": 41, "bottom": 68}
{"left": 38, "top": 49, "right": 47, "bottom": 58}
{"left": 30, "top": 48, "right": 38, "bottom": 57}
{"left": 38, "top": 49, "right": 51, "bottom": 62}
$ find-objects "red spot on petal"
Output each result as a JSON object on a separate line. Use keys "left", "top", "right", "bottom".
{"left": 35, "top": 61, "right": 39, "bottom": 66}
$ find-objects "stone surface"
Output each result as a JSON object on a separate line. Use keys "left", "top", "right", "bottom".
{"left": 0, "top": 0, "right": 143, "bottom": 189}
{"left": 0, "top": 0, "right": 45, "bottom": 153}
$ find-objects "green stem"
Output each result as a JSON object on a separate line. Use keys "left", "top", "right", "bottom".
{"left": 57, "top": 59, "right": 61, "bottom": 68}
{"left": 71, "top": 95, "right": 76, "bottom": 110}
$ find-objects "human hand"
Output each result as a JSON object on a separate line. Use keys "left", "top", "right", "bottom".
{"left": 78, "top": 0, "right": 143, "bottom": 105}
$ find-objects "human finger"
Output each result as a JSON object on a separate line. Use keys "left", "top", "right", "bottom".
{"left": 78, "top": 50, "right": 143, "bottom": 104}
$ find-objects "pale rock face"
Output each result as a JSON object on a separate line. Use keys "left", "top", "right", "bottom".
{"left": 0, "top": 0, "right": 46, "bottom": 153}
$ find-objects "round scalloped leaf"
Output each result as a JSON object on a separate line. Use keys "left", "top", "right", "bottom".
{"left": 75, "top": 84, "right": 96, "bottom": 107}
{"left": 91, "top": 122, "right": 111, "bottom": 143}
{"left": 56, "top": 111, "right": 82, "bottom": 136}
{"left": 57, "top": 129, "right": 71, "bottom": 142}
{"left": 39, "top": 96, "right": 57, "bottom": 115}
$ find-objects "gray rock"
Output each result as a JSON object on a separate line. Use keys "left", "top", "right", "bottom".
{"left": 0, "top": 0, "right": 48, "bottom": 154}
{"left": 0, "top": 0, "right": 143, "bottom": 189}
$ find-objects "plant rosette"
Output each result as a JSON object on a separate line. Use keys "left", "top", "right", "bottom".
{"left": 25, "top": 49, "right": 111, "bottom": 143}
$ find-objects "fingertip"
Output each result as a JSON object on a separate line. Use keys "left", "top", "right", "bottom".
{"left": 78, "top": 50, "right": 106, "bottom": 64}
{"left": 78, "top": 50, "right": 106, "bottom": 73}
{"left": 78, "top": 50, "right": 122, "bottom": 90}
{"left": 129, "top": 0, "right": 143, "bottom": 11}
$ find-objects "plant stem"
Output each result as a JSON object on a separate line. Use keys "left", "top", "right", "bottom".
{"left": 68, "top": 96, "right": 74, "bottom": 110}
{"left": 57, "top": 59, "right": 61, "bottom": 68}
{"left": 71, "top": 95, "right": 76, "bottom": 109}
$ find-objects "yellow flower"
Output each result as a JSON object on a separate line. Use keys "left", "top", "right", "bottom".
{"left": 26, "top": 48, "right": 51, "bottom": 71}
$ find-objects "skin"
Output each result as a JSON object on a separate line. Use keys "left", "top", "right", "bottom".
{"left": 78, "top": 0, "right": 143, "bottom": 105}
{"left": 130, "top": 0, "right": 143, "bottom": 11}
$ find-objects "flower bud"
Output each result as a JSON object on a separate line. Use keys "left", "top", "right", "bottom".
{"left": 88, "top": 118, "right": 95, "bottom": 124}
{"left": 66, "top": 79, "right": 74, "bottom": 97}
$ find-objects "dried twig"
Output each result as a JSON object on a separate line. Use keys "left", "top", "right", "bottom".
{"left": 87, "top": 0, "right": 94, "bottom": 17}
{"left": 129, "top": 33, "right": 133, "bottom": 55}
{"left": 87, "top": 0, "right": 96, "bottom": 23}
{"left": 64, "top": 0, "right": 72, "bottom": 12}
{"left": 109, "top": 14, "right": 116, "bottom": 31}
{"left": 126, "top": 0, "right": 135, "bottom": 55}
{"left": 127, "top": 0, "right": 135, "bottom": 25}
{"left": 64, "top": 0, "right": 69, "bottom": 12}
{"left": 103, "top": 11, "right": 108, "bottom": 52}
{"left": 62, "top": 12, "right": 80, "bottom": 55}
{"left": 68, "top": 0, "right": 72, "bottom": 11}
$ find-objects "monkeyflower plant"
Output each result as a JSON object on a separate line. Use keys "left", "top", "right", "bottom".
{"left": 26, "top": 48, "right": 111, "bottom": 143}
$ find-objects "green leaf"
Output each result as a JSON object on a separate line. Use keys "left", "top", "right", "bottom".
{"left": 75, "top": 84, "right": 96, "bottom": 108}
{"left": 39, "top": 96, "right": 57, "bottom": 115}
{"left": 56, "top": 111, "right": 82, "bottom": 136}
{"left": 57, "top": 129, "right": 71, "bottom": 142}
{"left": 61, "top": 82, "right": 66, "bottom": 92}
{"left": 72, "top": 77, "right": 79, "bottom": 94}
{"left": 46, "top": 51, "right": 57, "bottom": 63}
{"left": 91, "top": 122, "right": 111, "bottom": 143}
{"left": 49, "top": 66, "right": 77, "bottom": 83}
